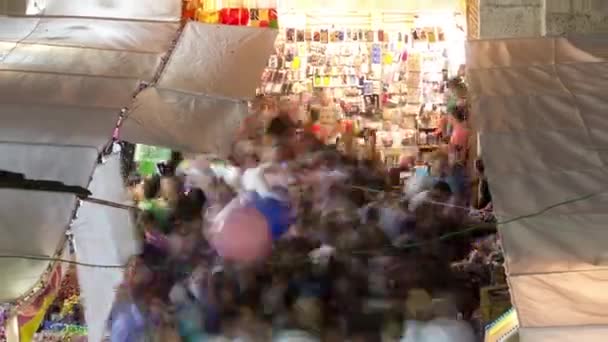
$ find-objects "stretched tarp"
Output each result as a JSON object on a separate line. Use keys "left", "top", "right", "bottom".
{"left": 467, "top": 35, "right": 608, "bottom": 342}
{"left": 1, "top": 11, "right": 277, "bottom": 341}
{"left": 72, "top": 153, "right": 138, "bottom": 342}
{"left": 120, "top": 21, "right": 277, "bottom": 156}
{"left": 18, "top": 0, "right": 180, "bottom": 21}
{"left": 0, "top": 15, "right": 178, "bottom": 306}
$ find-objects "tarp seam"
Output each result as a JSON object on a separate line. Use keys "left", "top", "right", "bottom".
{"left": 551, "top": 40, "right": 607, "bottom": 169}
{"left": 152, "top": 86, "right": 248, "bottom": 104}
{"left": 0, "top": 141, "right": 99, "bottom": 151}
{"left": 0, "top": 101, "right": 128, "bottom": 111}
{"left": 0, "top": 39, "right": 174, "bottom": 55}
{"left": 0, "top": 17, "right": 41, "bottom": 63}
{"left": 3, "top": 14, "right": 180, "bottom": 24}
{"left": 120, "top": 21, "right": 187, "bottom": 123}
{"left": 0, "top": 68, "right": 146, "bottom": 80}
{"left": 510, "top": 267, "right": 608, "bottom": 278}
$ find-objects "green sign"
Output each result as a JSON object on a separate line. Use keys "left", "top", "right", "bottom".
{"left": 134, "top": 144, "right": 172, "bottom": 163}
{"left": 134, "top": 145, "right": 172, "bottom": 176}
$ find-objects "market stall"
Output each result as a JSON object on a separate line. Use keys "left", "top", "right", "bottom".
{"left": 32, "top": 265, "right": 88, "bottom": 342}
{"left": 178, "top": 1, "right": 468, "bottom": 164}
{"left": 255, "top": 3, "right": 467, "bottom": 172}
{"left": 0, "top": 1, "right": 486, "bottom": 341}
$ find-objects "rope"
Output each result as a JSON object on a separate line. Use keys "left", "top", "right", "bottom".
{"left": 0, "top": 188, "right": 602, "bottom": 269}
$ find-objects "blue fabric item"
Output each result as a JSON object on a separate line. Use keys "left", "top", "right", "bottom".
{"left": 203, "top": 305, "right": 222, "bottom": 334}
{"left": 290, "top": 277, "right": 330, "bottom": 299}
{"left": 414, "top": 165, "right": 430, "bottom": 178}
{"left": 109, "top": 302, "right": 146, "bottom": 342}
{"left": 175, "top": 303, "right": 204, "bottom": 341}
{"left": 298, "top": 282, "right": 323, "bottom": 298}
{"left": 445, "top": 165, "right": 467, "bottom": 196}
{"left": 251, "top": 191, "right": 294, "bottom": 240}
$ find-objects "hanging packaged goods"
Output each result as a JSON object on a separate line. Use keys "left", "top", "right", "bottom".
{"left": 253, "top": 6, "right": 467, "bottom": 167}
{"left": 182, "top": 0, "right": 279, "bottom": 28}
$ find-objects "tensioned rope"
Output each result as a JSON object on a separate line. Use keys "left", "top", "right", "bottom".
{"left": 0, "top": 188, "right": 602, "bottom": 269}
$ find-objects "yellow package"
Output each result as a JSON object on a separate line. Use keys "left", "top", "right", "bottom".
{"left": 383, "top": 53, "right": 393, "bottom": 65}
{"left": 292, "top": 56, "right": 301, "bottom": 70}
{"left": 198, "top": 10, "right": 219, "bottom": 23}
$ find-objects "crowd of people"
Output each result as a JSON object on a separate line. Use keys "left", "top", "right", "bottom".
{"left": 108, "top": 80, "right": 500, "bottom": 341}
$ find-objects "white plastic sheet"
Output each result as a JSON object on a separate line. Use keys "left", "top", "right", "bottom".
{"left": 0, "top": 16, "right": 177, "bottom": 302}
{"left": 27, "top": 0, "right": 180, "bottom": 21}
{"left": 121, "top": 88, "right": 248, "bottom": 156}
{"left": 158, "top": 22, "right": 276, "bottom": 100}
{"left": 0, "top": 17, "right": 178, "bottom": 111}
{"left": 121, "top": 22, "right": 277, "bottom": 156}
{"left": 73, "top": 154, "right": 138, "bottom": 342}
{"left": 467, "top": 35, "right": 608, "bottom": 340}
{"left": 0, "top": 144, "right": 93, "bottom": 301}
{"left": 519, "top": 325, "right": 608, "bottom": 342}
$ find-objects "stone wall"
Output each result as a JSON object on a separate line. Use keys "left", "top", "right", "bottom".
{"left": 479, "top": 0, "right": 544, "bottom": 38}
{"left": 0, "top": 0, "right": 27, "bottom": 14}
{"left": 545, "top": 0, "right": 608, "bottom": 35}
{"left": 478, "top": 0, "right": 608, "bottom": 39}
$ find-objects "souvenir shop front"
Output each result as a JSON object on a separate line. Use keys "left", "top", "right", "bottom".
{"left": 180, "top": 1, "right": 468, "bottom": 168}
{"left": 261, "top": 1, "right": 468, "bottom": 172}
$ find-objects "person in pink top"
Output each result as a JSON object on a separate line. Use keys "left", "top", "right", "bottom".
{"left": 449, "top": 106, "right": 470, "bottom": 164}
{"left": 450, "top": 121, "right": 469, "bottom": 147}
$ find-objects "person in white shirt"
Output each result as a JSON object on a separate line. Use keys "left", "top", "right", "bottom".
{"left": 401, "top": 298, "right": 475, "bottom": 342}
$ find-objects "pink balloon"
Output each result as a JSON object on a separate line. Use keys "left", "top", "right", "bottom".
{"left": 209, "top": 205, "right": 272, "bottom": 263}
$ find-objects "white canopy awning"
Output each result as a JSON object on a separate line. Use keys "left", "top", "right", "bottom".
{"left": 0, "top": 15, "right": 178, "bottom": 303}
{"left": 1, "top": 11, "right": 276, "bottom": 336}
{"left": 467, "top": 35, "right": 608, "bottom": 342}
{"left": 120, "top": 22, "right": 277, "bottom": 156}
{"left": 72, "top": 153, "right": 138, "bottom": 342}
{"left": 21, "top": 0, "right": 180, "bottom": 21}
{"left": 0, "top": 16, "right": 179, "bottom": 149}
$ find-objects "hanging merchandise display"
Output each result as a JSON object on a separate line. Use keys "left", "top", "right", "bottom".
{"left": 183, "top": 0, "right": 279, "bottom": 28}
{"left": 16, "top": 263, "right": 63, "bottom": 342}
{"left": 0, "top": 305, "right": 8, "bottom": 342}
{"left": 256, "top": 7, "right": 466, "bottom": 170}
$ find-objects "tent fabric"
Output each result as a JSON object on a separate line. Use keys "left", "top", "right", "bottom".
{"left": 24, "top": 0, "right": 181, "bottom": 21}
{"left": 0, "top": 144, "right": 97, "bottom": 302}
{"left": 0, "top": 16, "right": 179, "bottom": 149}
{"left": 467, "top": 35, "right": 608, "bottom": 341}
{"left": 1, "top": 11, "right": 274, "bottom": 326}
{"left": 73, "top": 153, "right": 138, "bottom": 342}
{"left": 0, "top": 17, "right": 179, "bottom": 115}
{"left": 121, "top": 22, "right": 277, "bottom": 156}
{"left": 121, "top": 87, "right": 248, "bottom": 156}
{"left": 0, "top": 16, "right": 178, "bottom": 303}
{"left": 519, "top": 325, "right": 608, "bottom": 342}
{"left": 157, "top": 22, "right": 277, "bottom": 100}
